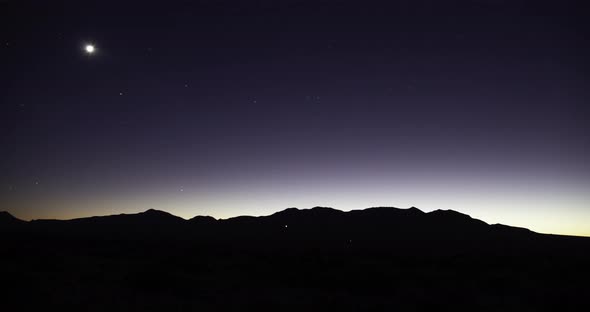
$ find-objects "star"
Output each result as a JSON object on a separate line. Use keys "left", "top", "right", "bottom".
{"left": 84, "top": 44, "right": 95, "bottom": 54}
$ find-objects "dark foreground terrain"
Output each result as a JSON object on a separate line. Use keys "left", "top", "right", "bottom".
{"left": 1, "top": 207, "right": 589, "bottom": 311}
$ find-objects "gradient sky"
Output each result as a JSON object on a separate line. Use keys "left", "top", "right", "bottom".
{"left": 1, "top": 0, "right": 589, "bottom": 236}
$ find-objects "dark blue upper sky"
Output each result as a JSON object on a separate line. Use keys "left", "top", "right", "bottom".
{"left": 1, "top": 0, "right": 589, "bottom": 235}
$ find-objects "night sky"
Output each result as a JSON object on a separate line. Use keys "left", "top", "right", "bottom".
{"left": 1, "top": 1, "right": 589, "bottom": 236}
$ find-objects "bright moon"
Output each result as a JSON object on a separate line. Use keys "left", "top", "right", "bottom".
{"left": 85, "top": 44, "right": 95, "bottom": 54}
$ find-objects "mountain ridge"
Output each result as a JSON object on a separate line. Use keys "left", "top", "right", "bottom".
{"left": 3, "top": 206, "right": 588, "bottom": 238}
{"left": 2, "top": 208, "right": 589, "bottom": 311}
{"left": 1, "top": 206, "right": 534, "bottom": 238}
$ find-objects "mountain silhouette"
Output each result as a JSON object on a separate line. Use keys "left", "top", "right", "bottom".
{"left": 188, "top": 215, "right": 217, "bottom": 223}
{"left": 1, "top": 206, "right": 589, "bottom": 311}
{"left": 25, "top": 208, "right": 187, "bottom": 237}
{"left": 31, "top": 208, "right": 185, "bottom": 225}
{"left": 0, "top": 211, "right": 25, "bottom": 228}
{"left": 2, "top": 206, "right": 537, "bottom": 240}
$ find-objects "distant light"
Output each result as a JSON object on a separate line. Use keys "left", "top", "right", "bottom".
{"left": 85, "top": 44, "right": 95, "bottom": 54}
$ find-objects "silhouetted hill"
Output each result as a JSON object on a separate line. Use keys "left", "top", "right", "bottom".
{"left": 188, "top": 215, "right": 217, "bottom": 224}
{"left": 0, "top": 211, "right": 25, "bottom": 228}
{"left": 212, "top": 206, "right": 533, "bottom": 245}
{"left": 31, "top": 208, "right": 185, "bottom": 225}
{"left": 269, "top": 206, "right": 344, "bottom": 219}
{"left": 1, "top": 206, "right": 589, "bottom": 311}
{"left": 4, "top": 206, "right": 546, "bottom": 248}
{"left": 3, "top": 206, "right": 539, "bottom": 241}
{"left": 27, "top": 209, "right": 186, "bottom": 237}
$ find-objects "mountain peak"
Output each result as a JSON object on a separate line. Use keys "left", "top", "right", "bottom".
{"left": 189, "top": 215, "right": 217, "bottom": 223}
{"left": 408, "top": 206, "right": 424, "bottom": 213}
{"left": 311, "top": 206, "right": 336, "bottom": 210}
{"left": 309, "top": 206, "right": 343, "bottom": 214}
{"left": 140, "top": 208, "right": 183, "bottom": 218}
{"left": 0, "top": 211, "right": 26, "bottom": 229}
{"left": 427, "top": 209, "right": 489, "bottom": 227}
{"left": 356, "top": 206, "right": 425, "bottom": 216}
{"left": 429, "top": 209, "right": 470, "bottom": 217}
{"left": 0, "top": 211, "right": 23, "bottom": 222}
{"left": 271, "top": 206, "right": 343, "bottom": 218}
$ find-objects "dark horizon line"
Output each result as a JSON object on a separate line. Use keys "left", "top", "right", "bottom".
{"left": 3, "top": 206, "right": 589, "bottom": 239}
{"left": 4, "top": 206, "right": 589, "bottom": 238}
{"left": 6, "top": 205, "right": 424, "bottom": 222}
